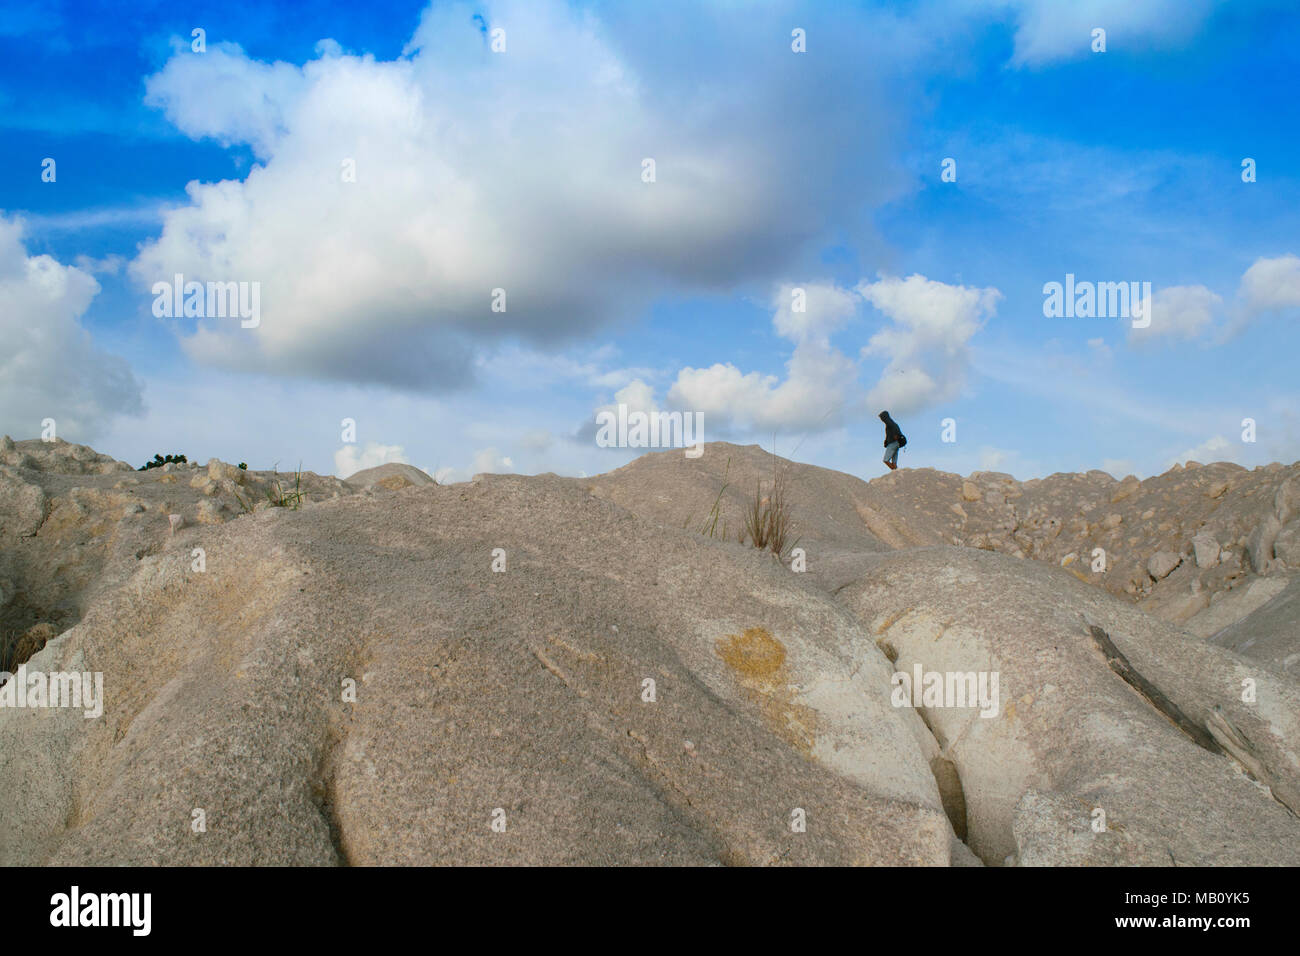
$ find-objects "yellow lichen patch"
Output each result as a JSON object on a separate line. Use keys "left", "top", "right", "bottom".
{"left": 715, "top": 627, "right": 786, "bottom": 680}
{"left": 1069, "top": 569, "right": 1092, "bottom": 584}
{"left": 714, "top": 627, "right": 816, "bottom": 757}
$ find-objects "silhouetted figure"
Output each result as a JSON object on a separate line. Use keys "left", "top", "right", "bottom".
{"left": 879, "top": 411, "right": 906, "bottom": 470}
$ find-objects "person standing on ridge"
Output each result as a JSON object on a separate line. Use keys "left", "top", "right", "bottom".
{"left": 879, "top": 411, "right": 906, "bottom": 471}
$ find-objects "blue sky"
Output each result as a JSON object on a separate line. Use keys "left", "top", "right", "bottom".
{"left": 2, "top": 0, "right": 1298, "bottom": 481}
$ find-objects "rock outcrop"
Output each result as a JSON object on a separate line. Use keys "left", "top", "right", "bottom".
{"left": 1, "top": 438, "right": 1297, "bottom": 866}
{"left": 342, "top": 462, "right": 436, "bottom": 491}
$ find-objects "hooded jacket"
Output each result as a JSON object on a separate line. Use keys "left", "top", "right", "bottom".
{"left": 879, "top": 411, "right": 906, "bottom": 448}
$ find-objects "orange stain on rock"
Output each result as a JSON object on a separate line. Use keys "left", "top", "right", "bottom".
{"left": 715, "top": 627, "right": 816, "bottom": 757}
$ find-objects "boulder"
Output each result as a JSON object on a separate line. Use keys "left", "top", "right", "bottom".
{"left": 1184, "top": 576, "right": 1292, "bottom": 640}
{"left": 1246, "top": 514, "right": 1283, "bottom": 572}
{"left": 1274, "top": 521, "right": 1300, "bottom": 568}
{"left": 0, "top": 474, "right": 958, "bottom": 866}
{"left": 1276, "top": 478, "right": 1300, "bottom": 525}
{"left": 342, "top": 463, "right": 436, "bottom": 491}
{"left": 1205, "top": 576, "right": 1300, "bottom": 674}
{"left": 207, "top": 459, "right": 246, "bottom": 485}
{"left": 1146, "top": 551, "right": 1181, "bottom": 581}
{"left": 839, "top": 547, "right": 1300, "bottom": 865}
{"left": 0, "top": 469, "right": 48, "bottom": 537}
{"left": 1110, "top": 477, "right": 1139, "bottom": 503}
{"left": 1192, "top": 533, "right": 1220, "bottom": 569}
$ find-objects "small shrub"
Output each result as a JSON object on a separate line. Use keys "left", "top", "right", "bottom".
{"left": 265, "top": 465, "right": 305, "bottom": 510}
{"left": 238, "top": 462, "right": 248, "bottom": 470}
{"left": 139, "top": 453, "right": 187, "bottom": 471}
{"left": 231, "top": 463, "right": 305, "bottom": 514}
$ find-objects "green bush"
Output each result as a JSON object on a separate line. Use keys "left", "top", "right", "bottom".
{"left": 139, "top": 453, "right": 187, "bottom": 471}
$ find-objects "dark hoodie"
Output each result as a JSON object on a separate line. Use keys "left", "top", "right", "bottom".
{"left": 879, "top": 411, "right": 906, "bottom": 448}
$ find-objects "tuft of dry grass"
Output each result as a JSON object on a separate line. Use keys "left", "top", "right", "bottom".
{"left": 741, "top": 466, "right": 798, "bottom": 559}
{"left": 265, "top": 467, "right": 306, "bottom": 509}
{"left": 686, "top": 453, "right": 799, "bottom": 559}
{"left": 233, "top": 463, "right": 306, "bottom": 513}
{"left": 685, "top": 458, "right": 732, "bottom": 541}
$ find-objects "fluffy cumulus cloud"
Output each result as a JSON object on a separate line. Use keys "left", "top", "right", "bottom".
{"left": 144, "top": 41, "right": 309, "bottom": 157}
{"left": 858, "top": 274, "right": 1000, "bottom": 414}
{"left": 1238, "top": 254, "right": 1300, "bottom": 316}
{"left": 969, "top": 0, "right": 1221, "bottom": 67}
{"left": 771, "top": 282, "right": 859, "bottom": 343}
{"left": 576, "top": 378, "right": 661, "bottom": 443}
{"left": 130, "top": 0, "right": 903, "bottom": 391}
{"left": 471, "top": 448, "right": 514, "bottom": 475}
{"left": 634, "top": 274, "right": 997, "bottom": 435}
{"left": 1167, "top": 434, "right": 1236, "bottom": 468}
{"left": 0, "top": 215, "right": 142, "bottom": 441}
{"left": 1120, "top": 257, "right": 1298, "bottom": 344}
{"left": 667, "top": 282, "right": 863, "bottom": 433}
{"left": 333, "top": 441, "right": 408, "bottom": 478}
{"left": 433, "top": 447, "right": 515, "bottom": 484}
{"left": 1128, "top": 284, "right": 1221, "bottom": 343}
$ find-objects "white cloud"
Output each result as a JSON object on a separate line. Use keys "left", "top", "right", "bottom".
{"left": 130, "top": 1, "right": 902, "bottom": 390}
{"left": 143, "top": 40, "right": 309, "bottom": 158}
{"left": 579, "top": 377, "right": 682, "bottom": 442}
{"left": 772, "top": 281, "right": 859, "bottom": 343}
{"left": 1167, "top": 435, "right": 1235, "bottom": 468}
{"left": 476, "top": 344, "right": 658, "bottom": 392}
{"left": 334, "top": 441, "right": 408, "bottom": 478}
{"left": 658, "top": 273, "right": 999, "bottom": 434}
{"left": 859, "top": 274, "right": 1000, "bottom": 414}
{"left": 666, "top": 348, "right": 860, "bottom": 432}
{"left": 971, "top": 0, "right": 1219, "bottom": 67}
{"left": 428, "top": 443, "right": 517, "bottom": 483}
{"left": 1128, "top": 284, "right": 1221, "bottom": 343}
{"left": 610, "top": 380, "right": 657, "bottom": 418}
{"left": 73, "top": 254, "right": 126, "bottom": 276}
{"left": 471, "top": 447, "right": 514, "bottom": 476}
{"left": 21, "top": 202, "right": 166, "bottom": 234}
{"left": 0, "top": 215, "right": 142, "bottom": 442}
{"left": 666, "top": 283, "right": 863, "bottom": 432}
{"left": 1238, "top": 253, "right": 1300, "bottom": 315}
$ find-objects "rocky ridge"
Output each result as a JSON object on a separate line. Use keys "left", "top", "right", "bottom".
{"left": 1, "top": 437, "right": 1297, "bottom": 865}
